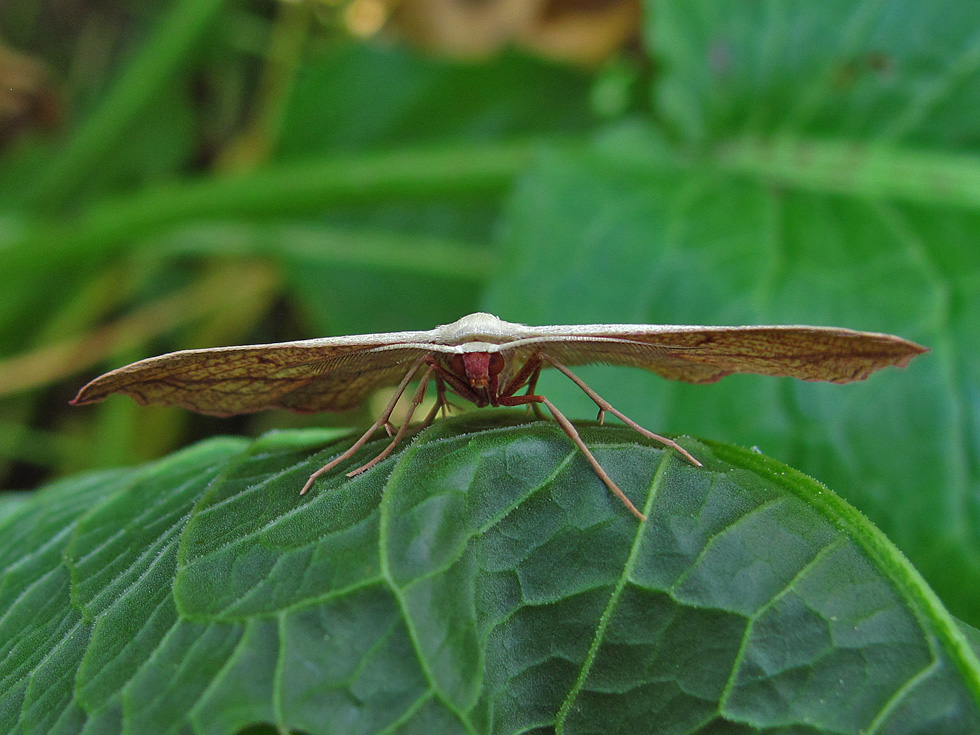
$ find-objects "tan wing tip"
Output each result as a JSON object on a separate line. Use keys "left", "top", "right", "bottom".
{"left": 70, "top": 373, "right": 137, "bottom": 406}
{"left": 881, "top": 338, "right": 929, "bottom": 373}
{"left": 70, "top": 380, "right": 105, "bottom": 406}
{"left": 901, "top": 340, "right": 930, "bottom": 363}
{"left": 834, "top": 337, "right": 928, "bottom": 384}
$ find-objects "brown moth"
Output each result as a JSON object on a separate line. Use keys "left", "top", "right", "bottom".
{"left": 72, "top": 312, "right": 927, "bottom": 521}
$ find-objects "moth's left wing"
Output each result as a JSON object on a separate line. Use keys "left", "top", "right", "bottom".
{"left": 71, "top": 330, "right": 442, "bottom": 416}
{"left": 497, "top": 324, "right": 927, "bottom": 384}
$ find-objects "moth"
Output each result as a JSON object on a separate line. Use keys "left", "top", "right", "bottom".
{"left": 72, "top": 312, "right": 927, "bottom": 520}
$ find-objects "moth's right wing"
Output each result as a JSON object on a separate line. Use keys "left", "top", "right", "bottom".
{"left": 71, "top": 333, "right": 441, "bottom": 416}
{"left": 498, "top": 324, "right": 928, "bottom": 385}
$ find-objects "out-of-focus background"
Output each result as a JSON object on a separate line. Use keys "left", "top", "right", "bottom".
{"left": 1, "top": 0, "right": 978, "bottom": 626}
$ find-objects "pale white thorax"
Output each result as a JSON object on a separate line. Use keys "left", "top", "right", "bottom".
{"left": 432, "top": 312, "right": 531, "bottom": 345}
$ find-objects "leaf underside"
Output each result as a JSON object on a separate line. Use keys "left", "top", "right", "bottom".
{"left": 0, "top": 415, "right": 977, "bottom": 735}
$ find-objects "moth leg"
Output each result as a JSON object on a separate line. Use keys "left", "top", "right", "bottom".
{"left": 442, "top": 398, "right": 466, "bottom": 416}
{"left": 300, "top": 355, "right": 428, "bottom": 495}
{"left": 500, "top": 356, "right": 546, "bottom": 420}
{"left": 394, "top": 361, "right": 444, "bottom": 431}
{"left": 403, "top": 373, "right": 453, "bottom": 436}
{"left": 541, "top": 355, "right": 702, "bottom": 468}
{"left": 346, "top": 365, "right": 434, "bottom": 477}
{"left": 437, "top": 381, "right": 466, "bottom": 417}
{"left": 418, "top": 374, "right": 449, "bottom": 422}
{"left": 523, "top": 363, "right": 545, "bottom": 420}
{"left": 499, "top": 393, "right": 646, "bottom": 521}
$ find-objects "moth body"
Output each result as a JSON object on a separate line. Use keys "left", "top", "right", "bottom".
{"left": 72, "top": 312, "right": 928, "bottom": 521}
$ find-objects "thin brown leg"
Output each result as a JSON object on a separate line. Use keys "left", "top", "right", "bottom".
{"left": 500, "top": 393, "right": 647, "bottom": 521}
{"left": 541, "top": 355, "right": 702, "bottom": 468}
{"left": 346, "top": 365, "right": 433, "bottom": 477}
{"left": 389, "top": 372, "right": 449, "bottom": 439}
{"left": 300, "top": 356, "right": 427, "bottom": 495}
{"left": 421, "top": 375, "right": 447, "bottom": 426}
{"left": 524, "top": 364, "right": 545, "bottom": 420}
{"left": 500, "top": 357, "right": 546, "bottom": 420}
{"left": 432, "top": 377, "right": 464, "bottom": 417}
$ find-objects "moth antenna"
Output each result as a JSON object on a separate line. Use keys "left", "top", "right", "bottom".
{"left": 541, "top": 355, "right": 702, "bottom": 468}
{"left": 300, "top": 355, "right": 428, "bottom": 495}
{"left": 347, "top": 365, "right": 433, "bottom": 477}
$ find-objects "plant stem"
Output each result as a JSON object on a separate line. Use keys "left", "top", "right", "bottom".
{"left": 3, "top": 138, "right": 548, "bottom": 273}
{"left": 715, "top": 136, "right": 980, "bottom": 210}
{"left": 153, "top": 223, "right": 497, "bottom": 281}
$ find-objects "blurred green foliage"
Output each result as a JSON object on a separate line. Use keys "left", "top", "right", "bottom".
{"left": 0, "top": 0, "right": 600, "bottom": 485}
{"left": 0, "top": 0, "right": 977, "bottom": 647}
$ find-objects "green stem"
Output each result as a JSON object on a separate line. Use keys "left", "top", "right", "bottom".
{"left": 154, "top": 223, "right": 498, "bottom": 282}
{"left": 715, "top": 137, "right": 980, "bottom": 210}
{"left": 219, "top": 0, "right": 314, "bottom": 170}
{"left": 3, "top": 139, "right": 547, "bottom": 274}
{"left": 21, "top": 0, "right": 232, "bottom": 209}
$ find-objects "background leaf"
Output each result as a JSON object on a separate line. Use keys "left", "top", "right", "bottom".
{"left": 273, "top": 43, "right": 597, "bottom": 337}
{"left": 652, "top": 0, "right": 980, "bottom": 145}
{"left": 2, "top": 422, "right": 979, "bottom": 734}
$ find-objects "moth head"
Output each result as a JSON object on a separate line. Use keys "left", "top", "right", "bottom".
{"left": 450, "top": 351, "right": 505, "bottom": 390}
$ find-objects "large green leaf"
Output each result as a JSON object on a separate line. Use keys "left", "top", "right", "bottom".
{"left": 2, "top": 419, "right": 978, "bottom": 734}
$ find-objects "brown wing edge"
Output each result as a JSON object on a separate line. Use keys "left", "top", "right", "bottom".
{"left": 716, "top": 329, "right": 931, "bottom": 384}
{"left": 505, "top": 328, "right": 929, "bottom": 385}
{"left": 674, "top": 329, "right": 930, "bottom": 385}
{"left": 71, "top": 360, "right": 169, "bottom": 406}
{"left": 69, "top": 344, "right": 434, "bottom": 415}
{"left": 808, "top": 336, "right": 929, "bottom": 384}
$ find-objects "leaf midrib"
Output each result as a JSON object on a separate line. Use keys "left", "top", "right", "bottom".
{"left": 377, "top": 436, "right": 479, "bottom": 735}
{"left": 554, "top": 451, "right": 676, "bottom": 733}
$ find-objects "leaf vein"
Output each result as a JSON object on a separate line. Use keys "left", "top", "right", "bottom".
{"left": 554, "top": 452, "right": 675, "bottom": 732}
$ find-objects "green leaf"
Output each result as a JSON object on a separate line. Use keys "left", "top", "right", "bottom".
{"left": 16, "top": 0, "right": 233, "bottom": 210}
{"left": 277, "top": 44, "right": 597, "bottom": 157}
{"left": 273, "top": 42, "right": 598, "bottom": 338}
{"left": 651, "top": 0, "right": 980, "bottom": 145}
{"left": 2, "top": 420, "right": 978, "bottom": 734}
